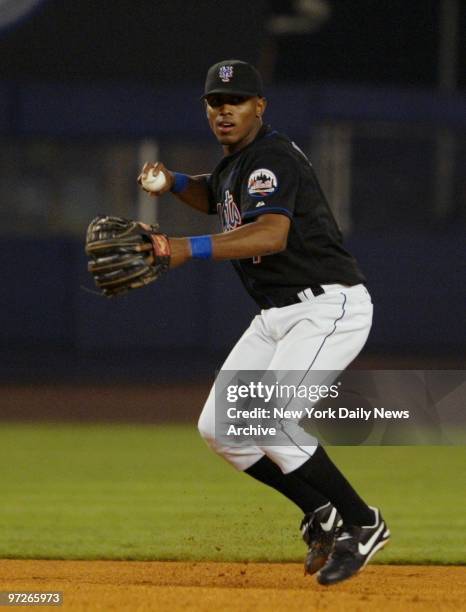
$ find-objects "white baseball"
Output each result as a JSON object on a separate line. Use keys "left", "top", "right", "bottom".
{"left": 141, "top": 168, "right": 168, "bottom": 192}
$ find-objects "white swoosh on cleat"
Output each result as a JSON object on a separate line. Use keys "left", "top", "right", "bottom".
{"left": 320, "top": 507, "right": 337, "bottom": 532}
{"left": 358, "top": 522, "right": 385, "bottom": 556}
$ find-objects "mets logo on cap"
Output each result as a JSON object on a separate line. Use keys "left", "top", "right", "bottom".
{"left": 219, "top": 65, "right": 234, "bottom": 82}
{"left": 247, "top": 168, "right": 278, "bottom": 198}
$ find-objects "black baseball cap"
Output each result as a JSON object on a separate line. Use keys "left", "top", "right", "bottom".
{"left": 202, "top": 60, "right": 264, "bottom": 99}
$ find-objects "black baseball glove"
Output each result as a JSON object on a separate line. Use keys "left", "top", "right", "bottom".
{"left": 85, "top": 215, "right": 171, "bottom": 297}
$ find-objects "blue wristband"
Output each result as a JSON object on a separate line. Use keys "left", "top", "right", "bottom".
{"left": 189, "top": 235, "right": 213, "bottom": 260}
{"left": 171, "top": 172, "right": 189, "bottom": 193}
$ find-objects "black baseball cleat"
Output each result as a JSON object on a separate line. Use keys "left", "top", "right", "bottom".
{"left": 317, "top": 507, "right": 390, "bottom": 586}
{"left": 301, "top": 502, "right": 341, "bottom": 575}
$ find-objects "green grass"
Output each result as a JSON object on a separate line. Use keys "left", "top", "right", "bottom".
{"left": 0, "top": 423, "right": 464, "bottom": 564}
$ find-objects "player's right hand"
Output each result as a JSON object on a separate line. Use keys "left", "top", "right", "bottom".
{"left": 137, "top": 161, "right": 174, "bottom": 196}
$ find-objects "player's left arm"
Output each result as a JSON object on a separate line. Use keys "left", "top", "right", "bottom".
{"left": 168, "top": 213, "right": 290, "bottom": 268}
{"left": 84, "top": 213, "right": 290, "bottom": 297}
{"left": 168, "top": 150, "right": 298, "bottom": 268}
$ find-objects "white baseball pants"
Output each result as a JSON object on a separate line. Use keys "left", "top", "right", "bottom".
{"left": 198, "top": 283, "right": 373, "bottom": 473}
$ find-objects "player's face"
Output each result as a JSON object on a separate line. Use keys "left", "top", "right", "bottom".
{"left": 205, "top": 94, "right": 266, "bottom": 153}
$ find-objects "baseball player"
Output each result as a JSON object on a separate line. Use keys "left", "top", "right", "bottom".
{"left": 135, "top": 60, "right": 390, "bottom": 585}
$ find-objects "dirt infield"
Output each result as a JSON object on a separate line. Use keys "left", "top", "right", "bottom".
{"left": 0, "top": 561, "right": 464, "bottom": 611}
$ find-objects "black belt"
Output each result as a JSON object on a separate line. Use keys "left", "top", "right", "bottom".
{"left": 266, "top": 285, "right": 325, "bottom": 308}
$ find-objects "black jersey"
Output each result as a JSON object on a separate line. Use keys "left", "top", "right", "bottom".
{"left": 207, "top": 125, "right": 365, "bottom": 308}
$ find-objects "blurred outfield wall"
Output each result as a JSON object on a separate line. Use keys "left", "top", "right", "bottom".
{"left": 0, "top": 82, "right": 464, "bottom": 368}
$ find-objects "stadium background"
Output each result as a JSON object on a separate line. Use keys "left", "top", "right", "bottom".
{"left": 1, "top": 0, "right": 465, "bottom": 393}
{"left": 0, "top": 1, "right": 464, "bottom": 610}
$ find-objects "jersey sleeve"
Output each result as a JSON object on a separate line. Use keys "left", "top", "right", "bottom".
{"left": 240, "top": 153, "right": 298, "bottom": 221}
{"left": 205, "top": 174, "right": 218, "bottom": 215}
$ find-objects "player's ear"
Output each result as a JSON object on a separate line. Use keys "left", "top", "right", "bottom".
{"left": 256, "top": 97, "right": 267, "bottom": 119}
